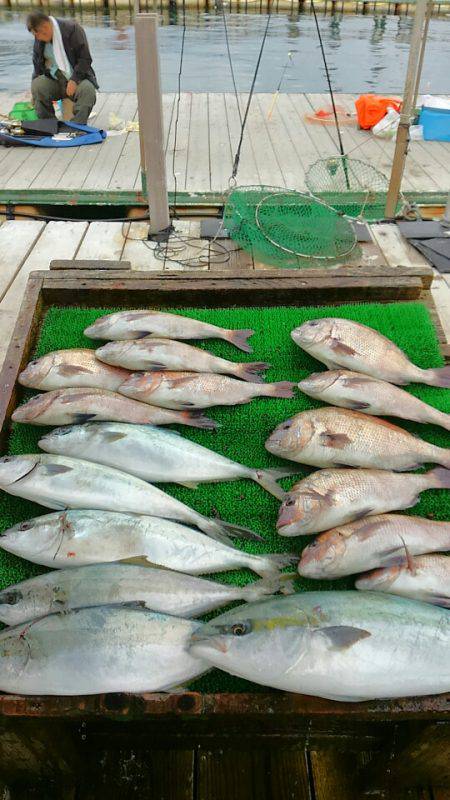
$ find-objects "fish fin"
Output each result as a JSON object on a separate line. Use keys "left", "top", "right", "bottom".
{"left": 57, "top": 365, "right": 93, "bottom": 376}
{"left": 319, "top": 625, "right": 371, "bottom": 651}
{"left": 240, "top": 573, "right": 296, "bottom": 602}
{"left": 203, "top": 518, "right": 264, "bottom": 544}
{"left": 160, "top": 684, "right": 190, "bottom": 695}
{"left": 348, "top": 401, "right": 371, "bottom": 410}
{"left": 253, "top": 469, "right": 291, "bottom": 500}
{"left": 119, "top": 555, "right": 156, "bottom": 567}
{"left": 42, "top": 464, "right": 73, "bottom": 475}
{"left": 179, "top": 402, "right": 197, "bottom": 408}
{"left": 236, "top": 362, "right": 270, "bottom": 384}
{"left": 352, "top": 508, "right": 375, "bottom": 521}
{"left": 182, "top": 411, "right": 218, "bottom": 430}
{"left": 399, "top": 535, "right": 416, "bottom": 575}
{"left": 329, "top": 339, "right": 357, "bottom": 357}
{"left": 267, "top": 381, "right": 296, "bottom": 399}
{"left": 427, "top": 595, "right": 450, "bottom": 608}
{"left": 429, "top": 468, "right": 450, "bottom": 490}
{"left": 168, "top": 375, "right": 199, "bottom": 387}
{"left": 100, "top": 431, "right": 128, "bottom": 442}
{"left": 421, "top": 366, "right": 450, "bottom": 388}
{"left": 134, "top": 330, "right": 152, "bottom": 339}
{"left": 255, "top": 554, "right": 298, "bottom": 578}
{"left": 177, "top": 481, "right": 200, "bottom": 489}
{"left": 355, "top": 520, "right": 386, "bottom": 541}
{"left": 146, "top": 364, "right": 169, "bottom": 372}
{"left": 226, "top": 329, "right": 254, "bottom": 354}
{"left": 71, "top": 413, "right": 98, "bottom": 424}
{"left": 319, "top": 432, "right": 352, "bottom": 449}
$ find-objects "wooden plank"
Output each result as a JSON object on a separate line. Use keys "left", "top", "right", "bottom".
{"left": 197, "top": 750, "right": 268, "bottom": 800}
{"left": 371, "top": 223, "right": 430, "bottom": 267}
{"left": 310, "top": 751, "right": 369, "bottom": 800}
{"left": 208, "top": 93, "right": 234, "bottom": 193}
{"left": 431, "top": 272, "right": 450, "bottom": 345}
{"left": 270, "top": 93, "right": 322, "bottom": 179}
{"left": 256, "top": 94, "right": 305, "bottom": 190}
{"left": 0, "top": 220, "right": 46, "bottom": 302}
{"left": 185, "top": 93, "right": 210, "bottom": 193}
{"left": 82, "top": 94, "right": 138, "bottom": 191}
{"left": 224, "top": 92, "right": 260, "bottom": 186}
{"left": 75, "top": 221, "right": 126, "bottom": 261}
{"left": 166, "top": 92, "right": 192, "bottom": 193}
{"left": 240, "top": 92, "right": 285, "bottom": 187}
{"left": 121, "top": 222, "right": 163, "bottom": 271}
{"left": 268, "top": 749, "right": 312, "bottom": 800}
{"left": 50, "top": 260, "right": 131, "bottom": 271}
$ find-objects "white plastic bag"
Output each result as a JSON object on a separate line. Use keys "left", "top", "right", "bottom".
{"left": 372, "top": 107, "right": 400, "bottom": 138}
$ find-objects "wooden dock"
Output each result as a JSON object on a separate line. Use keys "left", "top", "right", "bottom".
{"left": 1, "top": 92, "right": 449, "bottom": 203}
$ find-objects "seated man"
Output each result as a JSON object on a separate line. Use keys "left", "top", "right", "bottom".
{"left": 27, "top": 11, "right": 98, "bottom": 125}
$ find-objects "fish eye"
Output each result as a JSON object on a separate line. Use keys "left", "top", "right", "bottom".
{"left": 2, "top": 457, "right": 11, "bottom": 463}
{"left": 284, "top": 498, "right": 295, "bottom": 507}
{"left": 231, "top": 622, "right": 251, "bottom": 636}
{"left": 18, "top": 521, "right": 34, "bottom": 531}
{"left": 308, "top": 320, "right": 320, "bottom": 327}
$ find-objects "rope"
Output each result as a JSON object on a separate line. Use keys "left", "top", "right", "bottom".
{"left": 222, "top": 4, "right": 242, "bottom": 126}
{"left": 230, "top": 1, "right": 273, "bottom": 185}
{"left": 171, "top": 0, "right": 187, "bottom": 219}
{"left": 310, "top": 0, "right": 345, "bottom": 159}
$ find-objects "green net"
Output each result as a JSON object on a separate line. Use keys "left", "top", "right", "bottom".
{"left": 224, "top": 186, "right": 359, "bottom": 268}
{"left": 305, "top": 156, "right": 390, "bottom": 220}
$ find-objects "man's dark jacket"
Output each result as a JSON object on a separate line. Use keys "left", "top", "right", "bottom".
{"left": 32, "top": 18, "right": 99, "bottom": 89}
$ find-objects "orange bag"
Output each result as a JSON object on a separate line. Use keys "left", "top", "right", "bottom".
{"left": 355, "top": 94, "right": 402, "bottom": 130}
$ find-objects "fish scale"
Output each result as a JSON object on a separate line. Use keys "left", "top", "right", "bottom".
{"left": 356, "top": 554, "right": 450, "bottom": 607}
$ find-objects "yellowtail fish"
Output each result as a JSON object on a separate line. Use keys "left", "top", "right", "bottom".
{"left": 292, "top": 317, "right": 450, "bottom": 387}
{"left": 12, "top": 387, "right": 216, "bottom": 430}
{"left": 277, "top": 467, "right": 450, "bottom": 535}
{"left": 298, "top": 370, "right": 450, "bottom": 431}
{"left": 96, "top": 338, "right": 269, "bottom": 383}
{"left": 189, "top": 591, "right": 450, "bottom": 701}
{"left": 119, "top": 371, "right": 295, "bottom": 409}
{"left": 85, "top": 310, "right": 255, "bottom": 352}
{"left": 266, "top": 407, "right": 450, "bottom": 470}
{"left": 298, "top": 514, "right": 450, "bottom": 578}
{"left": 18, "top": 349, "right": 131, "bottom": 392}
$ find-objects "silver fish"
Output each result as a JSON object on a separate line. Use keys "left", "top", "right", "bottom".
{"left": 298, "top": 370, "right": 450, "bottom": 432}
{"left": 0, "top": 510, "right": 292, "bottom": 576}
{"left": 189, "top": 591, "right": 450, "bottom": 701}
{"left": 85, "top": 310, "right": 255, "bottom": 352}
{"left": 0, "top": 605, "right": 207, "bottom": 695}
{"left": 119, "top": 371, "right": 295, "bottom": 410}
{"left": 39, "top": 422, "right": 298, "bottom": 500}
{"left": 277, "top": 467, "right": 450, "bottom": 535}
{"left": 298, "top": 514, "right": 450, "bottom": 579}
{"left": 266, "top": 407, "right": 450, "bottom": 471}
{"left": 0, "top": 564, "right": 288, "bottom": 626}
{"left": 18, "top": 349, "right": 131, "bottom": 392}
{"left": 356, "top": 555, "right": 450, "bottom": 607}
{"left": 292, "top": 317, "right": 450, "bottom": 387}
{"left": 12, "top": 387, "right": 216, "bottom": 430}
{"left": 0, "top": 455, "right": 261, "bottom": 544}
{"left": 96, "top": 338, "right": 269, "bottom": 383}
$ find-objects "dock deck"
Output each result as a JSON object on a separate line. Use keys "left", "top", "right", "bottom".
{"left": 1, "top": 92, "right": 449, "bottom": 203}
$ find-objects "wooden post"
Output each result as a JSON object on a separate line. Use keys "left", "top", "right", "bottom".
{"left": 135, "top": 13, "right": 170, "bottom": 235}
{"left": 412, "top": 0, "right": 434, "bottom": 108}
{"left": 384, "top": 0, "right": 428, "bottom": 218}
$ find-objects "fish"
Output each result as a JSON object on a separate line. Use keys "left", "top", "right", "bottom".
{"left": 0, "top": 563, "right": 290, "bottom": 626}
{"left": 96, "top": 339, "right": 269, "bottom": 383}
{"left": 39, "top": 422, "right": 299, "bottom": 500}
{"left": 277, "top": 467, "right": 450, "bottom": 535}
{"left": 298, "top": 514, "right": 450, "bottom": 579}
{"left": 292, "top": 317, "right": 450, "bottom": 387}
{"left": 85, "top": 310, "right": 255, "bottom": 353}
{"left": 189, "top": 591, "right": 450, "bottom": 701}
{"left": 265, "top": 407, "right": 450, "bottom": 471}
{"left": 0, "top": 455, "right": 262, "bottom": 545}
{"left": 356, "top": 555, "right": 450, "bottom": 608}
{"left": 0, "top": 605, "right": 208, "bottom": 695}
{"left": 0, "top": 510, "right": 294, "bottom": 577}
{"left": 11, "top": 387, "right": 216, "bottom": 430}
{"left": 298, "top": 370, "right": 450, "bottom": 432}
{"left": 18, "top": 349, "right": 131, "bottom": 392}
{"left": 119, "top": 371, "right": 295, "bottom": 410}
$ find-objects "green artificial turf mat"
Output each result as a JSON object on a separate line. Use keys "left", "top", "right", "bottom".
{"left": 1, "top": 300, "right": 449, "bottom": 693}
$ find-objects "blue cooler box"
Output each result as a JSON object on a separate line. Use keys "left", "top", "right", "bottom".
{"left": 419, "top": 106, "right": 450, "bottom": 141}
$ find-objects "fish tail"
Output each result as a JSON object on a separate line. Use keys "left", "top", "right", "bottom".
{"left": 181, "top": 411, "right": 218, "bottom": 430}
{"left": 253, "top": 553, "right": 298, "bottom": 578}
{"left": 253, "top": 467, "right": 302, "bottom": 500}
{"left": 239, "top": 572, "right": 297, "bottom": 602}
{"left": 429, "top": 467, "right": 450, "bottom": 489}
{"left": 236, "top": 362, "right": 270, "bottom": 383}
{"left": 264, "top": 381, "right": 296, "bottom": 399}
{"left": 437, "top": 413, "right": 450, "bottom": 432}
{"left": 435, "top": 448, "right": 450, "bottom": 469}
{"left": 226, "top": 329, "right": 255, "bottom": 353}
{"left": 420, "top": 366, "right": 450, "bottom": 388}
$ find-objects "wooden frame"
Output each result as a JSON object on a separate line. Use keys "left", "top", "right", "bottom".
{"left": 0, "top": 265, "right": 449, "bottom": 784}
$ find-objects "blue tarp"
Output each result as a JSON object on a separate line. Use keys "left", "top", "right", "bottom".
{"left": 0, "top": 120, "right": 106, "bottom": 148}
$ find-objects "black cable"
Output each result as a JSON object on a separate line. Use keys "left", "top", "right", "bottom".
{"left": 221, "top": 4, "right": 242, "bottom": 126}
{"left": 171, "top": 0, "right": 187, "bottom": 220}
{"left": 1, "top": 210, "right": 151, "bottom": 223}
{"left": 230, "top": 2, "right": 273, "bottom": 184}
{"left": 310, "top": 0, "right": 345, "bottom": 158}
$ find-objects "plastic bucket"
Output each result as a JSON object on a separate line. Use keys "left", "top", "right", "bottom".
{"left": 419, "top": 106, "right": 450, "bottom": 142}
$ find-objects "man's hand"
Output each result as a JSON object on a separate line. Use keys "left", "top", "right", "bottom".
{"left": 66, "top": 80, "right": 77, "bottom": 98}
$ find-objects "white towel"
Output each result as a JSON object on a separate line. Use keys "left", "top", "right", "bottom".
{"left": 49, "top": 16, "right": 72, "bottom": 79}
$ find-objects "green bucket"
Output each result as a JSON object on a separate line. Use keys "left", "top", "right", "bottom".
{"left": 9, "top": 101, "right": 38, "bottom": 121}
